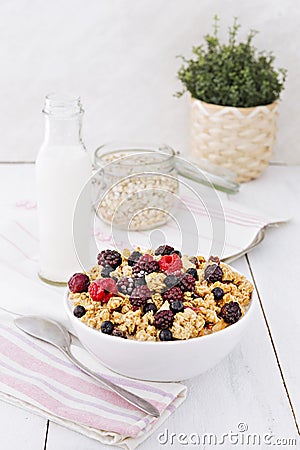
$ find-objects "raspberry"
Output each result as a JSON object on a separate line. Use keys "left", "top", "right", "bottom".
{"left": 68, "top": 273, "right": 90, "bottom": 293}
{"left": 186, "top": 268, "right": 198, "bottom": 280}
{"left": 155, "top": 245, "right": 174, "bottom": 256}
{"left": 212, "top": 287, "right": 224, "bottom": 301}
{"left": 179, "top": 273, "right": 195, "bottom": 292}
{"left": 163, "top": 286, "right": 183, "bottom": 302}
{"left": 117, "top": 276, "right": 135, "bottom": 295}
{"left": 170, "top": 300, "right": 184, "bottom": 314}
{"left": 129, "top": 285, "right": 151, "bottom": 307}
{"left": 128, "top": 251, "right": 142, "bottom": 266}
{"left": 132, "top": 254, "right": 160, "bottom": 278}
{"left": 73, "top": 305, "right": 86, "bottom": 318}
{"left": 204, "top": 264, "right": 223, "bottom": 283}
{"left": 159, "top": 329, "right": 173, "bottom": 341}
{"left": 159, "top": 253, "right": 183, "bottom": 274}
{"left": 220, "top": 301, "right": 242, "bottom": 324}
{"left": 101, "top": 320, "right": 114, "bottom": 334}
{"left": 97, "top": 249, "right": 122, "bottom": 269}
{"left": 89, "top": 278, "right": 117, "bottom": 302}
{"left": 154, "top": 310, "right": 174, "bottom": 329}
{"left": 164, "top": 274, "right": 179, "bottom": 288}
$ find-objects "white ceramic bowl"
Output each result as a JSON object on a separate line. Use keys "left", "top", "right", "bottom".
{"left": 64, "top": 286, "right": 254, "bottom": 382}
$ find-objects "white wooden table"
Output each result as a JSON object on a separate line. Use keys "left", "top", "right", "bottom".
{"left": 0, "top": 163, "right": 299, "bottom": 449}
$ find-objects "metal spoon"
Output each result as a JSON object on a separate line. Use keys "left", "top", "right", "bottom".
{"left": 221, "top": 220, "right": 288, "bottom": 264}
{"left": 221, "top": 227, "right": 266, "bottom": 264}
{"left": 14, "top": 315, "right": 160, "bottom": 418}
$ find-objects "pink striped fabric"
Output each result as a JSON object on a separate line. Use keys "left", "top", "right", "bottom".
{"left": 0, "top": 314, "right": 186, "bottom": 441}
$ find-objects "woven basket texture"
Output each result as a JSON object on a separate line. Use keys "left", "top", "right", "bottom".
{"left": 191, "top": 98, "right": 279, "bottom": 182}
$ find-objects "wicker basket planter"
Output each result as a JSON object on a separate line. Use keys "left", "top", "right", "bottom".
{"left": 190, "top": 98, "right": 279, "bottom": 182}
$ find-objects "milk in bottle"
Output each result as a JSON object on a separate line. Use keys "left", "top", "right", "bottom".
{"left": 36, "top": 94, "right": 92, "bottom": 284}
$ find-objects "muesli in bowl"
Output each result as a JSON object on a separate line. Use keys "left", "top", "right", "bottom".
{"left": 67, "top": 245, "right": 253, "bottom": 342}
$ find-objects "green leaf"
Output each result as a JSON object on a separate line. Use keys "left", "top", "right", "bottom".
{"left": 177, "top": 17, "right": 287, "bottom": 107}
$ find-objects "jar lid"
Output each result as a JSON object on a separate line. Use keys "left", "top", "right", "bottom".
{"left": 94, "top": 143, "right": 176, "bottom": 177}
{"left": 94, "top": 143, "right": 239, "bottom": 194}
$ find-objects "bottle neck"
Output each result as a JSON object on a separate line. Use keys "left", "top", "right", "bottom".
{"left": 43, "top": 114, "right": 84, "bottom": 147}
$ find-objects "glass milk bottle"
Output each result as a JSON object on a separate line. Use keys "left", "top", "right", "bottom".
{"left": 36, "top": 94, "right": 92, "bottom": 284}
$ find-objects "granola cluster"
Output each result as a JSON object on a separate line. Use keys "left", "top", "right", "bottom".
{"left": 68, "top": 246, "right": 253, "bottom": 342}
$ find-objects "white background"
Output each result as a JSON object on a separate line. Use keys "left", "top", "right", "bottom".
{"left": 0, "top": 0, "right": 299, "bottom": 163}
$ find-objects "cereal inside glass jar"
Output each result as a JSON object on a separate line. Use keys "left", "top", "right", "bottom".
{"left": 93, "top": 144, "right": 179, "bottom": 230}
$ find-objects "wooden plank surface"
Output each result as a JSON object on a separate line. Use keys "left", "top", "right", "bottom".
{"left": 228, "top": 166, "right": 300, "bottom": 430}
{"left": 0, "top": 401, "right": 47, "bottom": 450}
{"left": 0, "top": 165, "right": 299, "bottom": 449}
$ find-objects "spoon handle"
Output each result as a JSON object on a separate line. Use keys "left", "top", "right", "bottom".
{"left": 221, "top": 229, "right": 265, "bottom": 264}
{"left": 62, "top": 348, "right": 160, "bottom": 418}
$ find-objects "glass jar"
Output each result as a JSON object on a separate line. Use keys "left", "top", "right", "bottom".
{"left": 93, "top": 143, "right": 179, "bottom": 230}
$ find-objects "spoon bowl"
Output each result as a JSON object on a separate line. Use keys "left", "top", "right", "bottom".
{"left": 14, "top": 315, "right": 160, "bottom": 418}
{"left": 15, "top": 315, "right": 71, "bottom": 350}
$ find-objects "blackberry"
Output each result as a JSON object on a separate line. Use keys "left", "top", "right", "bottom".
{"left": 143, "top": 303, "right": 158, "bottom": 315}
{"left": 164, "top": 274, "right": 179, "bottom": 288}
{"left": 186, "top": 267, "right": 198, "bottom": 280}
{"left": 128, "top": 251, "right": 142, "bottom": 267}
{"left": 170, "top": 300, "right": 184, "bottom": 315}
{"left": 68, "top": 273, "right": 90, "bottom": 293}
{"left": 112, "top": 328, "right": 127, "bottom": 339}
{"left": 98, "top": 249, "right": 122, "bottom": 269}
{"left": 179, "top": 273, "right": 195, "bottom": 292}
{"left": 163, "top": 286, "right": 183, "bottom": 302}
{"left": 134, "top": 277, "right": 146, "bottom": 287}
{"left": 204, "top": 264, "right": 223, "bottom": 283}
{"left": 155, "top": 245, "right": 174, "bottom": 256}
{"left": 154, "top": 310, "right": 174, "bottom": 329}
{"left": 132, "top": 254, "right": 160, "bottom": 278}
{"left": 145, "top": 259, "right": 160, "bottom": 272}
{"left": 101, "top": 266, "right": 114, "bottom": 278}
{"left": 73, "top": 305, "right": 86, "bottom": 318}
{"left": 117, "top": 276, "right": 135, "bottom": 295}
{"left": 159, "top": 329, "right": 173, "bottom": 341}
{"left": 129, "top": 285, "right": 151, "bottom": 307}
{"left": 220, "top": 301, "right": 242, "bottom": 324}
{"left": 212, "top": 287, "right": 224, "bottom": 301}
{"left": 100, "top": 320, "right": 114, "bottom": 334}
{"left": 171, "top": 250, "right": 182, "bottom": 258}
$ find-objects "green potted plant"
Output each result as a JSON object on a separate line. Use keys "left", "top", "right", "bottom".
{"left": 177, "top": 17, "right": 286, "bottom": 182}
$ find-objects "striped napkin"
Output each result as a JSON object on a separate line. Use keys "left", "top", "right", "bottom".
{"left": 0, "top": 312, "right": 187, "bottom": 449}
